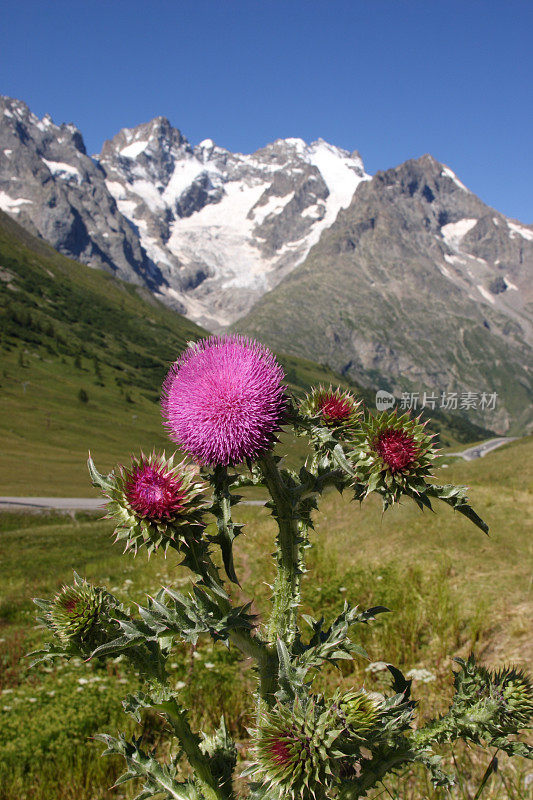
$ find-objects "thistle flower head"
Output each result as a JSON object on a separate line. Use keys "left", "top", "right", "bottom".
{"left": 124, "top": 458, "right": 188, "bottom": 521}
{"left": 48, "top": 581, "right": 103, "bottom": 643}
{"left": 97, "top": 451, "right": 207, "bottom": 554}
{"left": 249, "top": 699, "right": 342, "bottom": 799}
{"left": 300, "top": 385, "right": 362, "bottom": 432}
{"left": 161, "top": 335, "right": 286, "bottom": 466}
{"left": 374, "top": 427, "right": 419, "bottom": 474}
{"left": 351, "top": 409, "right": 437, "bottom": 503}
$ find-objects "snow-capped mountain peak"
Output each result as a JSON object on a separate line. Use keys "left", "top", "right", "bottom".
{"left": 96, "top": 120, "right": 369, "bottom": 327}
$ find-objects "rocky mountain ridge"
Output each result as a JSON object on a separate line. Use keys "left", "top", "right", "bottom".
{"left": 235, "top": 155, "right": 533, "bottom": 433}
{"left": 0, "top": 96, "right": 161, "bottom": 290}
{"left": 0, "top": 96, "right": 368, "bottom": 327}
{"left": 97, "top": 119, "right": 368, "bottom": 328}
{"left": 1, "top": 95, "right": 532, "bottom": 431}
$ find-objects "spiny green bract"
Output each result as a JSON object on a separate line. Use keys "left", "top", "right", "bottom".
{"left": 450, "top": 656, "right": 533, "bottom": 741}
{"left": 89, "top": 451, "right": 208, "bottom": 555}
{"left": 335, "top": 689, "right": 380, "bottom": 742}
{"left": 247, "top": 686, "right": 419, "bottom": 799}
{"left": 412, "top": 655, "right": 533, "bottom": 760}
{"left": 32, "top": 573, "right": 124, "bottom": 662}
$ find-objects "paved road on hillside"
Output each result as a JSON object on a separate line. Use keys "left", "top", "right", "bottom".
{"left": 0, "top": 438, "right": 519, "bottom": 511}
{"left": 0, "top": 497, "right": 266, "bottom": 511}
{"left": 447, "top": 437, "right": 518, "bottom": 461}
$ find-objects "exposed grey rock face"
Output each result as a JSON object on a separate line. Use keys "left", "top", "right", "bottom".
{"left": 236, "top": 155, "right": 533, "bottom": 434}
{"left": 0, "top": 96, "right": 165, "bottom": 295}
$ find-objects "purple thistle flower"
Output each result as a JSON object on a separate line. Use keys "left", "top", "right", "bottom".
{"left": 161, "top": 335, "right": 286, "bottom": 466}
{"left": 124, "top": 459, "right": 187, "bottom": 521}
{"left": 373, "top": 428, "right": 419, "bottom": 475}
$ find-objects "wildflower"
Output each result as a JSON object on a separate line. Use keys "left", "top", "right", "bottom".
{"left": 300, "top": 385, "right": 361, "bottom": 432}
{"left": 124, "top": 457, "right": 189, "bottom": 521}
{"left": 374, "top": 427, "right": 419, "bottom": 474}
{"left": 95, "top": 451, "right": 207, "bottom": 555}
{"left": 161, "top": 335, "right": 286, "bottom": 465}
{"left": 405, "top": 668, "right": 436, "bottom": 684}
{"left": 365, "top": 661, "right": 389, "bottom": 674}
{"left": 351, "top": 409, "right": 437, "bottom": 504}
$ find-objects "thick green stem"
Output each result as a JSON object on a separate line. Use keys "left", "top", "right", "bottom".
{"left": 258, "top": 453, "right": 303, "bottom": 646}
{"left": 206, "top": 465, "right": 280, "bottom": 704}
{"left": 213, "top": 568, "right": 279, "bottom": 704}
{"left": 184, "top": 520, "right": 278, "bottom": 704}
{"left": 158, "top": 699, "right": 231, "bottom": 800}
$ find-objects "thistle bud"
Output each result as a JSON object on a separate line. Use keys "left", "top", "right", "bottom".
{"left": 49, "top": 581, "right": 103, "bottom": 643}
{"left": 249, "top": 700, "right": 342, "bottom": 799}
{"left": 491, "top": 665, "right": 533, "bottom": 732}
{"left": 300, "top": 385, "right": 362, "bottom": 433}
{"left": 336, "top": 690, "right": 380, "bottom": 741}
{"left": 352, "top": 409, "right": 438, "bottom": 502}
{"left": 449, "top": 656, "right": 533, "bottom": 743}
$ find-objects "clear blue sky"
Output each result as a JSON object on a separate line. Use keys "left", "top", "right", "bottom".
{"left": 1, "top": 0, "right": 532, "bottom": 221}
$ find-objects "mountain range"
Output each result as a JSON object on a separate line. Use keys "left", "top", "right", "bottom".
{"left": 1, "top": 95, "right": 531, "bottom": 433}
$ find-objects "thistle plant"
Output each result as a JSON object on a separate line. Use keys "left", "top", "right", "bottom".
{"left": 32, "top": 334, "right": 532, "bottom": 799}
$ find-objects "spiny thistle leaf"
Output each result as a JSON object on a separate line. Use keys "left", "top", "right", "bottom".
{"left": 424, "top": 483, "right": 489, "bottom": 534}
{"left": 293, "top": 603, "right": 389, "bottom": 676}
{"left": 200, "top": 716, "right": 237, "bottom": 792}
{"left": 95, "top": 732, "right": 195, "bottom": 800}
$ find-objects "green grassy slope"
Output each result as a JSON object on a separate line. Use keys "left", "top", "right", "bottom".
{"left": 0, "top": 210, "right": 206, "bottom": 494}
{"left": 0, "top": 211, "right": 372, "bottom": 494}
{"left": 0, "top": 211, "right": 494, "bottom": 495}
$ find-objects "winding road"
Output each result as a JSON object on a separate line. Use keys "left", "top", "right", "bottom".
{"left": 0, "top": 438, "right": 518, "bottom": 512}
{"left": 446, "top": 436, "right": 518, "bottom": 462}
